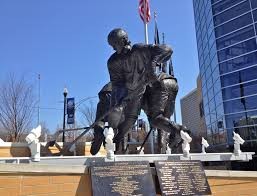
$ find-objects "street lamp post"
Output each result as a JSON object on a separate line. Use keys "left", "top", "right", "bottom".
{"left": 63, "top": 88, "right": 68, "bottom": 143}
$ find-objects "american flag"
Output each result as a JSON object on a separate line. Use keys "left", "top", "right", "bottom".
{"left": 139, "top": 0, "right": 151, "bottom": 23}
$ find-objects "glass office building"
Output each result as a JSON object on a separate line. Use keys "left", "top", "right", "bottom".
{"left": 193, "top": 0, "right": 257, "bottom": 151}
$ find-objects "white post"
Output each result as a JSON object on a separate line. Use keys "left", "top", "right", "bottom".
{"left": 25, "top": 125, "right": 41, "bottom": 162}
{"left": 233, "top": 132, "right": 245, "bottom": 156}
{"left": 166, "top": 144, "right": 171, "bottom": 154}
{"left": 180, "top": 130, "right": 192, "bottom": 158}
{"left": 103, "top": 122, "right": 115, "bottom": 160}
{"left": 0, "top": 138, "right": 4, "bottom": 143}
{"left": 201, "top": 137, "right": 209, "bottom": 154}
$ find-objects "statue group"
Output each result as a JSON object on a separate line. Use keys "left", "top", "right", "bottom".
{"left": 90, "top": 28, "right": 190, "bottom": 155}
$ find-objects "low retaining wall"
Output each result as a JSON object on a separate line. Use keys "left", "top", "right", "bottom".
{"left": 0, "top": 173, "right": 91, "bottom": 196}
{"left": 0, "top": 164, "right": 257, "bottom": 196}
{"left": 0, "top": 143, "right": 30, "bottom": 157}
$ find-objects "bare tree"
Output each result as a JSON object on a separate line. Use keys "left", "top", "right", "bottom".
{"left": 79, "top": 101, "right": 96, "bottom": 126}
{"left": 64, "top": 124, "right": 76, "bottom": 142}
{"left": 39, "top": 121, "right": 50, "bottom": 142}
{"left": 0, "top": 74, "right": 36, "bottom": 142}
{"left": 78, "top": 101, "right": 96, "bottom": 141}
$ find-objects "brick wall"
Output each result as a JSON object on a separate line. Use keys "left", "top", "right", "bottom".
{"left": 208, "top": 177, "right": 257, "bottom": 195}
{"left": 0, "top": 173, "right": 257, "bottom": 196}
{"left": 0, "top": 173, "right": 91, "bottom": 196}
{"left": 0, "top": 146, "right": 30, "bottom": 157}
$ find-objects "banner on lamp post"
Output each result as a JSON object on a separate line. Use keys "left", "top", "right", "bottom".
{"left": 67, "top": 97, "right": 75, "bottom": 124}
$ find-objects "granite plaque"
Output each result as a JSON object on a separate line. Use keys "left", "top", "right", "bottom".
{"left": 90, "top": 161, "right": 156, "bottom": 196}
{"left": 155, "top": 161, "right": 211, "bottom": 196}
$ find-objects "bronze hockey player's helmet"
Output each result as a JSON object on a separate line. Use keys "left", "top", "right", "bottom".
{"left": 107, "top": 28, "right": 129, "bottom": 48}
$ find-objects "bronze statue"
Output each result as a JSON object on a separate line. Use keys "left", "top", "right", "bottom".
{"left": 107, "top": 28, "right": 173, "bottom": 152}
{"left": 90, "top": 82, "right": 111, "bottom": 155}
{"left": 142, "top": 71, "right": 190, "bottom": 153}
{"left": 90, "top": 28, "right": 190, "bottom": 155}
{"left": 90, "top": 73, "right": 189, "bottom": 155}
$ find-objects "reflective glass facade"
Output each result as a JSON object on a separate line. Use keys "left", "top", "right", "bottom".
{"left": 193, "top": 0, "right": 257, "bottom": 150}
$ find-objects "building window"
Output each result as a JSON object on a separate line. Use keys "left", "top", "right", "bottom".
{"left": 207, "top": 125, "right": 213, "bottom": 144}
{"left": 213, "top": 78, "right": 221, "bottom": 95}
{"left": 209, "top": 97, "right": 216, "bottom": 113}
{"left": 225, "top": 109, "right": 257, "bottom": 129}
{"left": 210, "top": 111, "right": 217, "bottom": 124}
{"left": 217, "top": 38, "right": 257, "bottom": 62}
{"left": 205, "top": 114, "right": 211, "bottom": 126}
{"left": 212, "top": 122, "right": 220, "bottom": 144}
{"left": 202, "top": 34, "right": 209, "bottom": 50}
{"left": 216, "top": 25, "right": 255, "bottom": 50}
{"left": 222, "top": 79, "right": 257, "bottom": 100}
{"left": 212, "top": 0, "right": 246, "bottom": 15}
{"left": 205, "top": 53, "right": 211, "bottom": 67}
{"left": 206, "top": 78, "right": 213, "bottom": 95}
{"left": 216, "top": 104, "right": 224, "bottom": 119}
{"left": 219, "top": 51, "right": 257, "bottom": 74}
{"left": 215, "top": 91, "right": 223, "bottom": 106}
{"left": 224, "top": 95, "right": 257, "bottom": 114}
{"left": 213, "top": 0, "right": 250, "bottom": 26}
{"left": 202, "top": 83, "right": 207, "bottom": 97}
{"left": 206, "top": 9, "right": 214, "bottom": 29}
{"left": 221, "top": 66, "right": 257, "bottom": 87}
{"left": 210, "top": 52, "right": 218, "bottom": 70}
{"left": 251, "top": 0, "right": 257, "bottom": 9}
{"left": 227, "top": 125, "right": 257, "bottom": 143}
{"left": 253, "top": 9, "right": 257, "bottom": 22}
{"left": 212, "top": 66, "right": 220, "bottom": 83}
{"left": 211, "top": 0, "right": 222, "bottom": 5}
{"left": 238, "top": 125, "right": 257, "bottom": 141}
{"left": 219, "top": 131, "right": 227, "bottom": 144}
{"left": 215, "top": 13, "right": 252, "bottom": 38}
{"left": 199, "top": 54, "right": 204, "bottom": 69}
{"left": 208, "top": 30, "right": 216, "bottom": 48}
{"left": 208, "top": 87, "right": 215, "bottom": 102}
{"left": 203, "top": 89, "right": 209, "bottom": 105}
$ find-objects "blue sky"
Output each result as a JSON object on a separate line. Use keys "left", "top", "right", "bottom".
{"left": 0, "top": 0, "right": 199, "bottom": 132}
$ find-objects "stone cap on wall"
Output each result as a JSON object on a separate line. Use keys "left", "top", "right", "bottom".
{"left": 0, "top": 163, "right": 88, "bottom": 174}
{"left": 0, "top": 142, "right": 29, "bottom": 147}
{"left": 1, "top": 163, "right": 257, "bottom": 178}
{"left": 205, "top": 170, "right": 257, "bottom": 178}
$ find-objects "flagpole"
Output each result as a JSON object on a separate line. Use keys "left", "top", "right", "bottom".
{"left": 38, "top": 73, "right": 40, "bottom": 125}
{"left": 143, "top": 0, "right": 149, "bottom": 44}
{"left": 154, "top": 12, "right": 159, "bottom": 44}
